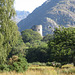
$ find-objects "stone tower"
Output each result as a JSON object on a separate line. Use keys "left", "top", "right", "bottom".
{"left": 31, "top": 25, "right": 42, "bottom": 36}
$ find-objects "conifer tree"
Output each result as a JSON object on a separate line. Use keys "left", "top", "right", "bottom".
{"left": 0, "top": 0, "right": 19, "bottom": 64}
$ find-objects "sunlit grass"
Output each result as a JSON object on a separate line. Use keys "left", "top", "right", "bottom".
{"left": 0, "top": 64, "right": 75, "bottom": 75}
{"left": 56, "top": 64, "right": 75, "bottom": 75}
{"left": 62, "top": 64, "right": 74, "bottom": 68}
{"left": 24, "top": 66, "right": 57, "bottom": 75}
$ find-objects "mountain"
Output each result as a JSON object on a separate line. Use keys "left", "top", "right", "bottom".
{"left": 18, "top": 0, "right": 75, "bottom": 36}
{"left": 13, "top": 10, "right": 30, "bottom": 23}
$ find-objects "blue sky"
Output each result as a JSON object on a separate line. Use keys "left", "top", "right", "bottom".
{"left": 14, "top": 0, "right": 46, "bottom": 13}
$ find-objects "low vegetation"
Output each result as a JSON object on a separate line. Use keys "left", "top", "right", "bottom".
{"left": 0, "top": 64, "right": 75, "bottom": 75}
{"left": 0, "top": 56, "right": 28, "bottom": 72}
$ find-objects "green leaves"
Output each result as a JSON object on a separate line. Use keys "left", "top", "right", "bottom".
{"left": 21, "top": 29, "right": 42, "bottom": 43}
{"left": 0, "top": 32, "right": 4, "bottom": 45}
{"left": 48, "top": 27, "right": 75, "bottom": 63}
{"left": 0, "top": 0, "right": 20, "bottom": 64}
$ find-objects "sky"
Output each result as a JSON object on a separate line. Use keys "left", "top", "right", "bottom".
{"left": 14, "top": 0, "right": 47, "bottom": 13}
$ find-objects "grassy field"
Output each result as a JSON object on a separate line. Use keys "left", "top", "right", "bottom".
{"left": 0, "top": 64, "right": 75, "bottom": 75}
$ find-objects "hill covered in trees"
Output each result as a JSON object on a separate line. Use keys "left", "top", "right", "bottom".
{"left": 18, "top": 0, "right": 75, "bottom": 35}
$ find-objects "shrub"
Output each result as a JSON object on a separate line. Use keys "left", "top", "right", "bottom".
{"left": 39, "top": 63, "right": 46, "bottom": 66}
{"left": 46, "top": 62, "right": 53, "bottom": 66}
{"left": 0, "top": 56, "right": 28, "bottom": 72}
{"left": 55, "top": 62, "right": 61, "bottom": 68}
{"left": 0, "top": 64, "right": 9, "bottom": 71}
{"left": 46, "top": 62, "right": 61, "bottom": 68}
{"left": 8, "top": 56, "right": 28, "bottom": 72}
{"left": 31, "top": 62, "right": 46, "bottom": 66}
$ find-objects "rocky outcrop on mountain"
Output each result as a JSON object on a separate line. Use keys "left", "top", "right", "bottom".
{"left": 18, "top": 0, "right": 75, "bottom": 35}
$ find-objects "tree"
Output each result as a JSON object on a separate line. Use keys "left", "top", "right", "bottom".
{"left": 21, "top": 29, "right": 42, "bottom": 43}
{"left": 48, "top": 27, "right": 75, "bottom": 64}
{"left": 26, "top": 46, "right": 48, "bottom": 62}
{"left": 0, "top": 0, "right": 19, "bottom": 64}
{"left": 0, "top": 32, "right": 4, "bottom": 64}
{"left": 8, "top": 36, "right": 27, "bottom": 58}
{"left": 42, "top": 34, "right": 53, "bottom": 43}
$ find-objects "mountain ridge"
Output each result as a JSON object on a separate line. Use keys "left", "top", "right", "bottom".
{"left": 13, "top": 10, "right": 30, "bottom": 23}
{"left": 18, "top": 0, "right": 75, "bottom": 35}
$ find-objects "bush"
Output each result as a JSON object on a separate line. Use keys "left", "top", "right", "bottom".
{"left": 0, "top": 56, "right": 28, "bottom": 72}
{"left": 31, "top": 62, "right": 46, "bottom": 66}
{"left": 46, "top": 62, "right": 53, "bottom": 66}
{"left": 0, "top": 64, "right": 9, "bottom": 71}
{"left": 55, "top": 62, "right": 61, "bottom": 68}
{"left": 46, "top": 62, "right": 61, "bottom": 68}
{"left": 8, "top": 56, "right": 28, "bottom": 72}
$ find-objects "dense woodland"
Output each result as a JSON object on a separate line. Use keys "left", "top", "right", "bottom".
{"left": 0, "top": 0, "right": 75, "bottom": 72}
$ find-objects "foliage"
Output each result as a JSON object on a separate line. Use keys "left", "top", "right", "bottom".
{"left": 0, "top": 0, "right": 28, "bottom": 72}
{"left": 42, "top": 34, "right": 53, "bottom": 43}
{"left": 21, "top": 29, "right": 42, "bottom": 43}
{"left": 8, "top": 36, "right": 27, "bottom": 58}
{"left": 8, "top": 56, "right": 28, "bottom": 72}
{"left": 48, "top": 27, "right": 75, "bottom": 63}
{"left": 31, "top": 62, "right": 46, "bottom": 66}
{"left": 2, "top": 55, "right": 28, "bottom": 72}
{"left": 46, "top": 62, "right": 61, "bottom": 68}
{"left": 26, "top": 40, "right": 47, "bottom": 48}
{"left": 0, "top": 0, "right": 20, "bottom": 64}
{"left": 46, "top": 62, "right": 53, "bottom": 66}
{"left": 26, "top": 46, "right": 48, "bottom": 62}
{"left": 0, "top": 64, "right": 9, "bottom": 71}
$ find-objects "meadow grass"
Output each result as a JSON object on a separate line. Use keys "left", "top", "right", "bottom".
{"left": 0, "top": 64, "right": 75, "bottom": 75}
{"left": 56, "top": 64, "right": 75, "bottom": 75}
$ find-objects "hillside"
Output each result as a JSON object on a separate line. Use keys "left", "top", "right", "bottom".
{"left": 18, "top": 0, "right": 75, "bottom": 35}
{"left": 13, "top": 10, "right": 30, "bottom": 23}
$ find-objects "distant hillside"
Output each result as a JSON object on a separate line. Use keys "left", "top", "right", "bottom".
{"left": 18, "top": 0, "right": 75, "bottom": 35}
{"left": 13, "top": 10, "right": 30, "bottom": 23}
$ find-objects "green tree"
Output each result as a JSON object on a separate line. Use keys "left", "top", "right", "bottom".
{"left": 0, "top": 0, "right": 19, "bottom": 64}
{"left": 42, "top": 34, "right": 53, "bottom": 43}
{"left": 8, "top": 36, "right": 27, "bottom": 58}
{"left": 25, "top": 40, "right": 47, "bottom": 48}
{"left": 48, "top": 27, "right": 75, "bottom": 64}
{"left": 0, "top": 32, "right": 5, "bottom": 63}
{"left": 21, "top": 29, "right": 42, "bottom": 43}
{"left": 26, "top": 46, "right": 48, "bottom": 62}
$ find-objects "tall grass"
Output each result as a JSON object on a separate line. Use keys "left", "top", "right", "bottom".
{"left": 57, "top": 64, "right": 75, "bottom": 75}
{"left": 0, "top": 64, "right": 75, "bottom": 75}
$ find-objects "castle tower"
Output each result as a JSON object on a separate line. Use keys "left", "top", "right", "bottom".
{"left": 31, "top": 25, "right": 43, "bottom": 36}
